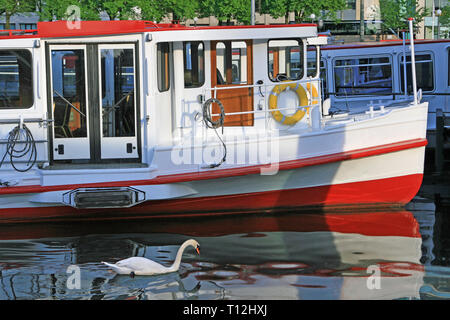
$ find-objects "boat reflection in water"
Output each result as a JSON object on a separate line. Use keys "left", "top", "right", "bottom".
{"left": 0, "top": 210, "right": 424, "bottom": 300}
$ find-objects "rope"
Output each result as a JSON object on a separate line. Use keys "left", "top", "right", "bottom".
{"left": 201, "top": 98, "right": 227, "bottom": 168}
{"left": 0, "top": 124, "right": 37, "bottom": 172}
{"left": 202, "top": 98, "right": 225, "bottom": 129}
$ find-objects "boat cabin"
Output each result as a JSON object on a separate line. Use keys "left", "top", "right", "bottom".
{"left": 0, "top": 21, "right": 324, "bottom": 172}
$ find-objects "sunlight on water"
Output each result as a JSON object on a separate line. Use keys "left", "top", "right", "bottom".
{"left": 0, "top": 197, "right": 449, "bottom": 300}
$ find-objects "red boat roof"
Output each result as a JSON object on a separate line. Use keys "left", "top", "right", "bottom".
{"left": 0, "top": 20, "right": 316, "bottom": 40}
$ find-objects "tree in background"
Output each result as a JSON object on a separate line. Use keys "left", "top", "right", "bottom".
{"left": 439, "top": 5, "right": 450, "bottom": 38}
{"left": 379, "top": 0, "right": 428, "bottom": 37}
{"left": 37, "top": 0, "right": 100, "bottom": 21}
{"left": 260, "top": 0, "right": 346, "bottom": 23}
{"left": 2, "top": 0, "right": 347, "bottom": 25}
{"left": 0, "top": 0, "right": 36, "bottom": 28}
{"left": 135, "top": 0, "right": 166, "bottom": 22}
{"left": 199, "top": 0, "right": 251, "bottom": 25}
{"left": 164, "top": 0, "right": 200, "bottom": 22}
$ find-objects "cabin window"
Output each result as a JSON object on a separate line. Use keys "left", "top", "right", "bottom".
{"left": 400, "top": 54, "right": 434, "bottom": 93}
{"left": 268, "top": 39, "right": 303, "bottom": 82}
{"left": 184, "top": 41, "right": 205, "bottom": 88}
{"left": 0, "top": 50, "right": 33, "bottom": 109}
{"left": 52, "top": 49, "right": 87, "bottom": 138}
{"left": 100, "top": 48, "right": 136, "bottom": 138}
{"left": 157, "top": 42, "right": 170, "bottom": 92}
{"left": 215, "top": 41, "right": 248, "bottom": 85}
{"left": 334, "top": 56, "right": 392, "bottom": 96}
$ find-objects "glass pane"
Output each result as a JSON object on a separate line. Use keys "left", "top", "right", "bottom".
{"left": 231, "top": 42, "right": 247, "bottom": 84}
{"left": 268, "top": 39, "right": 303, "bottom": 81}
{"left": 400, "top": 54, "right": 434, "bottom": 93}
{"left": 334, "top": 56, "right": 392, "bottom": 96}
{"left": 215, "top": 41, "right": 227, "bottom": 85}
{"left": 0, "top": 50, "right": 33, "bottom": 109}
{"left": 157, "top": 43, "right": 170, "bottom": 92}
{"left": 184, "top": 41, "right": 205, "bottom": 88}
{"left": 51, "top": 49, "right": 87, "bottom": 138}
{"left": 215, "top": 41, "right": 248, "bottom": 85}
{"left": 101, "top": 48, "right": 135, "bottom": 138}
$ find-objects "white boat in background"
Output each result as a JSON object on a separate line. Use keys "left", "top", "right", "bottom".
{"left": 311, "top": 38, "right": 450, "bottom": 144}
{"left": 0, "top": 20, "right": 428, "bottom": 223}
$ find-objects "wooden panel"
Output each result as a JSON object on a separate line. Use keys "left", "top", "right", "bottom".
{"left": 211, "top": 40, "right": 254, "bottom": 127}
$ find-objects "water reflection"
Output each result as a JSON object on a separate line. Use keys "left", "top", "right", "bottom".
{"left": 0, "top": 202, "right": 445, "bottom": 300}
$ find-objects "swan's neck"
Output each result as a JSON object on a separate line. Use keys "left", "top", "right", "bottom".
{"left": 168, "top": 241, "right": 192, "bottom": 272}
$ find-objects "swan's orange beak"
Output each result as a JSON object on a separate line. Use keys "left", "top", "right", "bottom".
{"left": 196, "top": 246, "right": 200, "bottom": 255}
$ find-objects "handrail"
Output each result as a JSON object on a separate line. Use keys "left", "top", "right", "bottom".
{"left": 0, "top": 29, "right": 38, "bottom": 38}
{"left": 0, "top": 118, "right": 53, "bottom": 125}
{"left": 0, "top": 139, "right": 47, "bottom": 144}
{"left": 209, "top": 104, "right": 320, "bottom": 117}
{"left": 202, "top": 78, "right": 322, "bottom": 119}
{"left": 53, "top": 90, "right": 86, "bottom": 118}
{"left": 205, "top": 77, "right": 320, "bottom": 92}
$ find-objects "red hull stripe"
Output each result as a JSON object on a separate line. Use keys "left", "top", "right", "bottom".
{"left": 0, "top": 210, "right": 420, "bottom": 240}
{"left": 0, "top": 138, "right": 427, "bottom": 196}
{"left": 0, "top": 174, "right": 423, "bottom": 224}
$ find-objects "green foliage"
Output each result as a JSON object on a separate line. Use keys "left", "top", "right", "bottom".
{"left": 2, "top": 0, "right": 346, "bottom": 25}
{"left": 439, "top": 5, "right": 450, "bottom": 29}
{"left": 37, "top": 0, "right": 100, "bottom": 21}
{"left": 165, "top": 0, "right": 200, "bottom": 21}
{"left": 260, "top": 0, "right": 346, "bottom": 23}
{"left": 135, "top": 0, "right": 166, "bottom": 21}
{"left": 0, "top": 0, "right": 36, "bottom": 28}
{"left": 379, "top": 0, "right": 428, "bottom": 35}
{"left": 199, "top": 0, "right": 251, "bottom": 24}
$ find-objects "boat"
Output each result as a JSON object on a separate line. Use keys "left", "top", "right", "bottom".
{"left": 0, "top": 20, "right": 428, "bottom": 223}
{"left": 309, "top": 38, "right": 450, "bottom": 145}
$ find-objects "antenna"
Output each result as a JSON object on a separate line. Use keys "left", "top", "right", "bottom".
{"left": 408, "top": 18, "right": 418, "bottom": 105}
{"left": 251, "top": 0, "right": 255, "bottom": 25}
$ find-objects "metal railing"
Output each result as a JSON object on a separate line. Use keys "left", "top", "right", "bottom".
{"left": 0, "top": 118, "right": 53, "bottom": 125}
{"left": 202, "top": 78, "right": 322, "bottom": 126}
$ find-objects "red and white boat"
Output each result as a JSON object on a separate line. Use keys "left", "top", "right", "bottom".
{"left": 0, "top": 20, "right": 428, "bottom": 223}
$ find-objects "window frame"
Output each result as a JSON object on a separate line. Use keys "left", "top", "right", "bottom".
{"left": 332, "top": 54, "right": 393, "bottom": 97}
{"left": 0, "top": 49, "right": 34, "bottom": 110}
{"left": 183, "top": 41, "right": 205, "bottom": 89}
{"left": 398, "top": 51, "right": 434, "bottom": 94}
{"left": 267, "top": 38, "right": 305, "bottom": 82}
{"left": 157, "top": 42, "right": 171, "bottom": 93}
{"left": 214, "top": 40, "right": 249, "bottom": 86}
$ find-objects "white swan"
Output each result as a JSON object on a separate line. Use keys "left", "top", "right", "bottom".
{"left": 102, "top": 239, "right": 200, "bottom": 276}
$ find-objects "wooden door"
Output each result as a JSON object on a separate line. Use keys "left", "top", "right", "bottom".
{"left": 211, "top": 40, "right": 253, "bottom": 126}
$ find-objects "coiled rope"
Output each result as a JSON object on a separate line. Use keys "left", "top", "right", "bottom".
{"left": 201, "top": 98, "right": 227, "bottom": 168}
{"left": 0, "top": 124, "right": 37, "bottom": 172}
